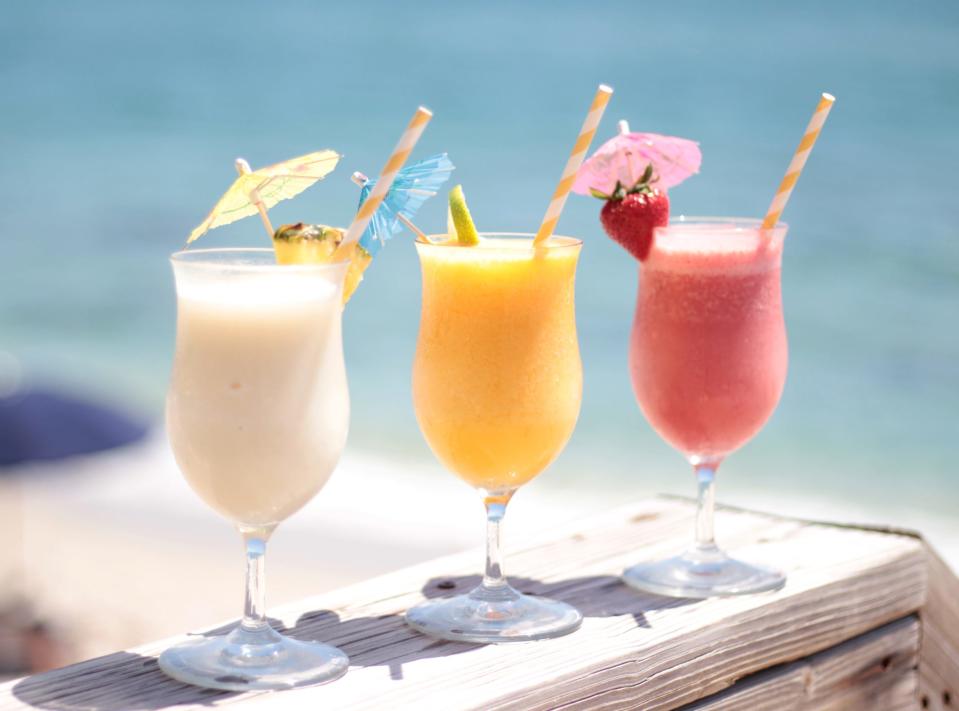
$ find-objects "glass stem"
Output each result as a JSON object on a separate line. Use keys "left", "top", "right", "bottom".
{"left": 693, "top": 461, "right": 720, "bottom": 553}
{"left": 239, "top": 526, "right": 274, "bottom": 632}
{"left": 473, "top": 491, "right": 516, "bottom": 601}
{"left": 483, "top": 500, "right": 507, "bottom": 588}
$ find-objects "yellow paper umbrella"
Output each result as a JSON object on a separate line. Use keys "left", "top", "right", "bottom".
{"left": 187, "top": 150, "right": 341, "bottom": 244}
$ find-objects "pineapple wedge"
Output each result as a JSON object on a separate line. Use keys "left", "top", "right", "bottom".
{"left": 272, "top": 223, "right": 371, "bottom": 304}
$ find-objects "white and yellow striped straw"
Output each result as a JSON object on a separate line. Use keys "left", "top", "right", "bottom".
{"left": 533, "top": 84, "right": 614, "bottom": 246}
{"left": 338, "top": 106, "right": 433, "bottom": 252}
{"left": 762, "top": 92, "right": 835, "bottom": 230}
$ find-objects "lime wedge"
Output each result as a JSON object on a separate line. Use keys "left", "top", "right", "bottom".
{"left": 446, "top": 205, "right": 457, "bottom": 242}
{"left": 448, "top": 185, "right": 480, "bottom": 246}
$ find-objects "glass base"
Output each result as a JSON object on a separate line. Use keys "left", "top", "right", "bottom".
{"left": 623, "top": 545, "right": 786, "bottom": 598}
{"left": 158, "top": 624, "right": 349, "bottom": 691}
{"left": 405, "top": 584, "right": 582, "bottom": 644}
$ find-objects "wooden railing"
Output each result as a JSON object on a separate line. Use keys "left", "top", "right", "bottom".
{"left": 1, "top": 497, "right": 956, "bottom": 710}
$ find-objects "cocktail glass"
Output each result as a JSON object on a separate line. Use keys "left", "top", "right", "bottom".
{"left": 624, "top": 217, "right": 788, "bottom": 598}
{"left": 160, "top": 248, "right": 350, "bottom": 690}
{"left": 405, "top": 233, "right": 584, "bottom": 643}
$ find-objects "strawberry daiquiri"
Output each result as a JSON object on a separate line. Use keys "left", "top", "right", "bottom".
{"left": 575, "top": 125, "right": 790, "bottom": 598}
{"left": 630, "top": 221, "right": 787, "bottom": 459}
{"left": 621, "top": 218, "right": 789, "bottom": 598}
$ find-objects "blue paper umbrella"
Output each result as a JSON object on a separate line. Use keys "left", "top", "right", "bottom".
{"left": 354, "top": 153, "right": 454, "bottom": 256}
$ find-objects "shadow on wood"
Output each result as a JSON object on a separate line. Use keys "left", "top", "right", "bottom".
{"left": 11, "top": 651, "right": 231, "bottom": 710}
{"left": 418, "top": 573, "right": 698, "bottom": 630}
{"left": 10, "top": 606, "right": 479, "bottom": 709}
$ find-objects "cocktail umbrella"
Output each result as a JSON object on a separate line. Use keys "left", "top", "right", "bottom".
{"left": 187, "top": 150, "right": 341, "bottom": 243}
{"left": 572, "top": 121, "right": 701, "bottom": 197}
{"left": 351, "top": 153, "right": 454, "bottom": 253}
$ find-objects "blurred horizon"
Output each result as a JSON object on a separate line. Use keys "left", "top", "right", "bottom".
{"left": 1, "top": 0, "right": 957, "bottom": 520}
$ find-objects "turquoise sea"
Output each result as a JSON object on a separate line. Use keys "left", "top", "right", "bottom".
{"left": 1, "top": 1, "right": 957, "bottom": 518}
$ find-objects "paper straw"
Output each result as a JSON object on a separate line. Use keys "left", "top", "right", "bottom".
{"left": 349, "top": 171, "right": 432, "bottom": 242}
{"left": 338, "top": 107, "right": 433, "bottom": 252}
{"left": 234, "top": 158, "right": 276, "bottom": 240}
{"left": 533, "top": 84, "right": 613, "bottom": 246}
{"left": 762, "top": 93, "right": 835, "bottom": 230}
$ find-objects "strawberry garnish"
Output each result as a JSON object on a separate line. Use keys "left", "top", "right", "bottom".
{"left": 590, "top": 164, "right": 669, "bottom": 262}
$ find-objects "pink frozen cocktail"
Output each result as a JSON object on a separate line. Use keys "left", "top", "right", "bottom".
{"left": 578, "top": 97, "right": 833, "bottom": 597}
{"left": 630, "top": 219, "right": 787, "bottom": 459}
{"left": 622, "top": 217, "right": 789, "bottom": 597}
{"left": 573, "top": 124, "right": 818, "bottom": 597}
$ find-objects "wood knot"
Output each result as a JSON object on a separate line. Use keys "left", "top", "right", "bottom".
{"left": 944, "top": 690, "right": 952, "bottom": 706}
{"left": 880, "top": 655, "right": 892, "bottom": 671}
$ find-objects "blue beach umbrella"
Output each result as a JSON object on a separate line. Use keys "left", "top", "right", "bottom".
{"left": 352, "top": 153, "right": 454, "bottom": 255}
{"left": 0, "top": 388, "right": 147, "bottom": 468}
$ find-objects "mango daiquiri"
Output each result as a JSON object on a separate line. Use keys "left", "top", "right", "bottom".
{"left": 404, "top": 185, "right": 586, "bottom": 644}
{"left": 413, "top": 234, "right": 582, "bottom": 492}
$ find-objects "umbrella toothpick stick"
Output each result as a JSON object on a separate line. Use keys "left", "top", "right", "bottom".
{"left": 235, "top": 158, "right": 276, "bottom": 240}
{"left": 350, "top": 172, "right": 432, "bottom": 243}
{"left": 617, "top": 119, "right": 637, "bottom": 184}
{"left": 396, "top": 214, "right": 430, "bottom": 242}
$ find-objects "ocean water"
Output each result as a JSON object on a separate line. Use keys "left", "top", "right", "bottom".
{"left": 1, "top": 1, "right": 957, "bottom": 521}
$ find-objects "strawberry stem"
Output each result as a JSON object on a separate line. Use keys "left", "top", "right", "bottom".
{"left": 592, "top": 164, "right": 662, "bottom": 203}
{"left": 625, "top": 163, "right": 658, "bottom": 196}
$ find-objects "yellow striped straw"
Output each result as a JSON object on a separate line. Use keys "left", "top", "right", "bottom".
{"left": 762, "top": 92, "right": 836, "bottom": 230}
{"left": 338, "top": 106, "right": 433, "bottom": 252}
{"left": 533, "top": 84, "right": 614, "bottom": 246}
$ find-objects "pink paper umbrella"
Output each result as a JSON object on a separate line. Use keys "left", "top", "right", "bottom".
{"left": 573, "top": 121, "right": 702, "bottom": 197}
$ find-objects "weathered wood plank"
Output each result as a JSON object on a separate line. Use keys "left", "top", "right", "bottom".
{"left": 684, "top": 616, "right": 919, "bottom": 711}
{"left": 919, "top": 542, "right": 959, "bottom": 711}
{"left": 0, "top": 498, "right": 936, "bottom": 710}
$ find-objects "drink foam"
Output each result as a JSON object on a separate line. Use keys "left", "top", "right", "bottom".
{"left": 645, "top": 227, "right": 784, "bottom": 276}
{"left": 177, "top": 272, "right": 340, "bottom": 308}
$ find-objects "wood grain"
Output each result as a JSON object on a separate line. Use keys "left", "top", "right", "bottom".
{"left": 0, "top": 497, "right": 942, "bottom": 710}
{"left": 684, "top": 616, "right": 919, "bottom": 711}
{"left": 919, "top": 542, "right": 959, "bottom": 711}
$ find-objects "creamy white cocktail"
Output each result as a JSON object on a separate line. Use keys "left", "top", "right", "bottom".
{"left": 167, "top": 251, "right": 349, "bottom": 527}
{"left": 162, "top": 107, "right": 436, "bottom": 692}
{"left": 161, "top": 248, "right": 350, "bottom": 691}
